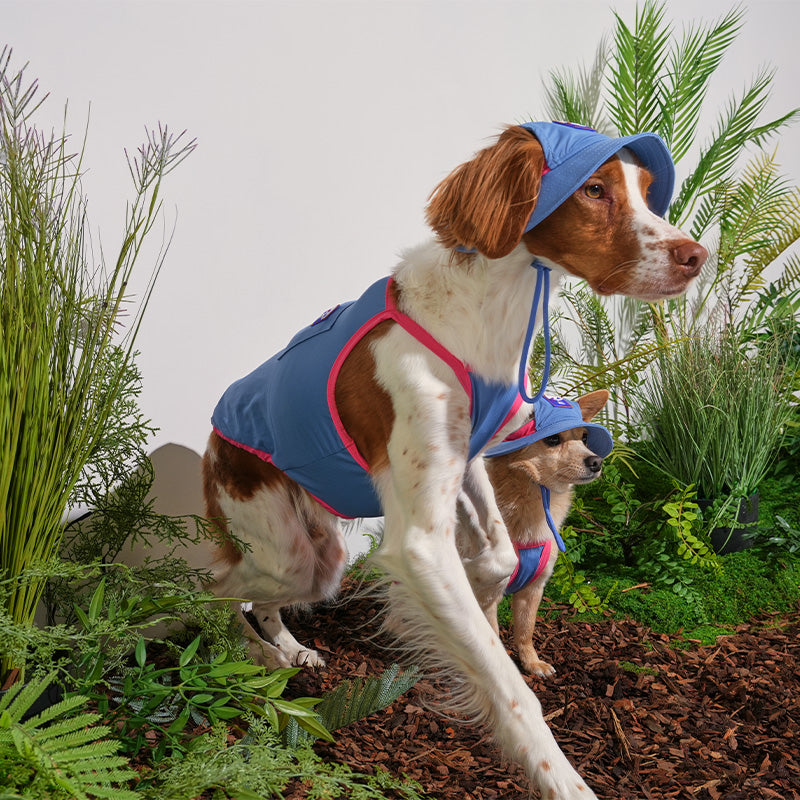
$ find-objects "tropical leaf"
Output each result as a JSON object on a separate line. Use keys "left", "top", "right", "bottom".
{"left": 670, "top": 66, "right": 800, "bottom": 227}
{"left": 659, "top": 6, "right": 743, "bottom": 160}
{"left": 607, "top": 0, "right": 671, "bottom": 136}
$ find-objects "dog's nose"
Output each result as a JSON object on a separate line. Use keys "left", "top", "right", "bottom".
{"left": 584, "top": 455, "right": 603, "bottom": 473}
{"left": 673, "top": 241, "right": 708, "bottom": 278}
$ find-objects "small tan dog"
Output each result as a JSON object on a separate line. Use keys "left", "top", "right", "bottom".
{"left": 458, "top": 390, "right": 611, "bottom": 676}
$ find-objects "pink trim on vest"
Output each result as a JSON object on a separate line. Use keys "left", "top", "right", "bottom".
{"left": 213, "top": 426, "right": 350, "bottom": 518}
{"left": 214, "top": 427, "right": 274, "bottom": 463}
{"left": 326, "top": 279, "right": 475, "bottom": 472}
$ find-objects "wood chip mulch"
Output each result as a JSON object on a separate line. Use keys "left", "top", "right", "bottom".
{"left": 283, "top": 580, "right": 800, "bottom": 800}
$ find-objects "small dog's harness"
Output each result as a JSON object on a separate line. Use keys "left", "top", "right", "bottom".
{"left": 505, "top": 540, "right": 554, "bottom": 595}
{"left": 212, "top": 277, "right": 524, "bottom": 518}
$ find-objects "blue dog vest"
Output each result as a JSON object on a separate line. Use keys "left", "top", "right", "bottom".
{"left": 505, "top": 540, "right": 553, "bottom": 595}
{"left": 212, "top": 277, "right": 524, "bottom": 518}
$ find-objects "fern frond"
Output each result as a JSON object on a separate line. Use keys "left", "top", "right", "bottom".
{"left": 0, "top": 673, "right": 137, "bottom": 800}
{"left": 283, "top": 664, "right": 419, "bottom": 746}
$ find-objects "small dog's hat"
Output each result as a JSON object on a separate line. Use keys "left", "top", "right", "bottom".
{"left": 485, "top": 395, "right": 614, "bottom": 459}
{"left": 521, "top": 121, "right": 675, "bottom": 231}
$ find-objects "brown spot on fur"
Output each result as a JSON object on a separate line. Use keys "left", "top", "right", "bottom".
{"left": 202, "top": 431, "right": 291, "bottom": 565}
{"left": 335, "top": 320, "right": 395, "bottom": 474}
{"left": 426, "top": 126, "right": 545, "bottom": 259}
{"left": 523, "top": 157, "right": 643, "bottom": 295}
{"left": 540, "top": 760, "right": 551, "bottom": 771}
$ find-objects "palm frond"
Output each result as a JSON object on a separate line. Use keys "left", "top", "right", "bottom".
{"left": 670, "top": 66, "right": 799, "bottom": 226}
{"left": 775, "top": 254, "right": 800, "bottom": 295}
{"left": 660, "top": 6, "right": 744, "bottom": 160}
{"left": 607, "top": 0, "right": 672, "bottom": 135}
{"left": 544, "top": 37, "right": 611, "bottom": 132}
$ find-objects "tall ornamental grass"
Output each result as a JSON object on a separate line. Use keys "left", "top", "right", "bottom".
{"left": 636, "top": 327, "right": 793, "bottom": 503}
{"left": 0, "top": 47, "right": 194, "bottom": 680}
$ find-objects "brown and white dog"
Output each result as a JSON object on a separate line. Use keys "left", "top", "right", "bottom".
{"left": 203, "top": 123, "right": 706, "bottom": 800}
{"left": 459, "top": 390, "right": 610, "bottom": 678}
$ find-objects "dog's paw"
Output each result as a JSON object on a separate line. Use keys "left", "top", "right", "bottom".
{"left": 248, "top": 639, "right": 293, "bottom": 670}
{"left": 293, "top": 648, "right": 326, "bottom": 669}
{"left": 522, "top": 658, "right": 556, "bottom": 678}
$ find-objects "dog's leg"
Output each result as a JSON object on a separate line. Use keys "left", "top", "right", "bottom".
{"left": 457, "top": 460, "right": 517, "bottom": 615}
{"left": 512, "top": 575, "right": 556, "bottom": 678}
{"left": 455, "top": 492, "right": 503, "bottom": 634}
{"left": 372, "top": 351, "right": 597, "bottom": 800}
{"left": 203, "top": 437, "right": 346, "bottom": 669}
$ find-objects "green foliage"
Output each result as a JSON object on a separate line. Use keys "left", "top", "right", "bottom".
{"left": 44, "top": 433, "right": 219, "bottom": 631}
{"left": 0, "top": 673, "right": 136, "bottom": 800}
{"left": 283, "top": 663, "right": 420, "bottom": 746}
{"left": 554, "top": 463, "right": 800, "bottom": 640}
{"left": 550, "top": 524, "right": 615, "bottom": 615}
{"left": 636, "top": 326, "right": 793, "bottom": 505}
{"left": 565, "top": 461, "right": 720, "bottom": 602}
{"left": 136, "top": 718, "right": 431, "bottom": 800}
{"left": 0, "top": 47, "right": 195, "bottom": 680}
{"left": 537, "top": 2, "right": 800, "bottom": 452}
{"left": 100, "top": 635, "right": 331, "bottom": 764}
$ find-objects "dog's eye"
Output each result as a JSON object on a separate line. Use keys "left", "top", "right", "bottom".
{"left": 582, "top": 432, "right": 589, "bottom": 445}
{"left": 543, "top": 435, "right": 561, "bottom": 447}
{"left": 584, "top": 183, "right": 604, "bottom": 199}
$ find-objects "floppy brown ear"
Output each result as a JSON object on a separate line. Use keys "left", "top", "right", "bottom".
{"left": 577, "top": 389, "right": 610, "bottom": 422}
{"left": 425, "top": 126, "right": 544, "bottom": 259}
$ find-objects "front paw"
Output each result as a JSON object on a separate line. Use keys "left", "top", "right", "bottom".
{"left": 520, "top": 652, "right": 556, "bottom": 678}
{"left": 293, "top": 648, "right": 326, "bottom": 668}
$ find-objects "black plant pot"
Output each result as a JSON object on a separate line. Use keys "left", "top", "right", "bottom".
{"left": 0, "top": 673, "right": 64, "bottom": 721}
{"left": 697, "top": 493, "right": 759, "bottom": 555}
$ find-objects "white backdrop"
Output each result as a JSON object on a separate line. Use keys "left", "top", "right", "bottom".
{"left": 6, "top": 0, "right": 800, "bottom": 456}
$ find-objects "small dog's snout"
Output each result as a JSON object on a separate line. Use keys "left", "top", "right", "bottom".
{"left": 673, "top": 241, "right": 708, "bottom": 278}
{"left": 584, "top": 454, "right": 603, "bottom": 473}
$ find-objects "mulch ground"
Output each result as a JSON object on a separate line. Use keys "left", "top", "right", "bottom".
{"left": 283, "top": 579, "right": 800, "bottom": 800}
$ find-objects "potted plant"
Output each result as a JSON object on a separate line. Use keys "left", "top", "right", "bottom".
{"left": 635, "top": 323, "right": 793, "bottom": 553}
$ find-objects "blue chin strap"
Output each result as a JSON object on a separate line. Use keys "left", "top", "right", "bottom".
{"left": 541, "top": 486, "right": 567, "bottom": 552}
{"left": 524, "top": 260, "right": 564, "bottom": 552}
{"left": 519, "top": 259, "right": 552, "bottom": 403}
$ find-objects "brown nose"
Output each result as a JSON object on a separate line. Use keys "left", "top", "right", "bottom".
{"left": 673, "top": 241, "right": 707, "bottom": 278}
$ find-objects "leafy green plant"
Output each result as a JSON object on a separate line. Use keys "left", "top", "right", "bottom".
{"left": 0, "top": 672, "right": 136, "bottom": 800}
{"left": 568, "top": 462, "right": 719, "bottom": 598}
{"left": 101, "top": 635, "right": 331, "bottom": 763}
{"left": 137, "top": 717, "right": 431, "bottom": 800}
{"left": 0, "top": 47, "right": 195, "bottom": 681}
{"left": 283, "top": 663, "right": 420, "bottom": 746}
{"left": 550, "top": 523, "right": 615, "bottom": 614}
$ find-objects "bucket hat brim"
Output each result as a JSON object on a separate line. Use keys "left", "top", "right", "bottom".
{"left": 486, "top": 395, "right": 613, "bottom": 459}
{"left": 521, "top": 121, "right": 675, "bottom": 231}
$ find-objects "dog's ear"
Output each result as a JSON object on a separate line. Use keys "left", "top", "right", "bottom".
{"left": 577, "top": 389, "right": 610, "bottom": 422}
{"left": 425, "top": 126, "right": 544, "bottom": 260}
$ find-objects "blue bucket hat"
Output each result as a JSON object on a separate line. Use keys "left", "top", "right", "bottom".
{"left": 486, "top": 394, "right": 613, "bottom": 459}
{"left": 521, "top": 121, "right": 675, "bottom": 231}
